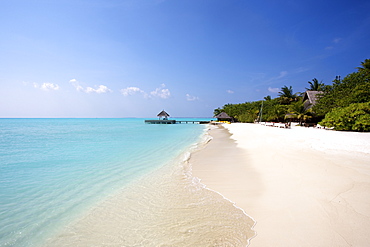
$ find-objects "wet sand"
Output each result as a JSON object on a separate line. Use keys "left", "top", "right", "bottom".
{"left": 191, "top": 123, "right": 370, "bottom": 247}
{"left": 44, "top": 132, "right": 255, "bottom": 246}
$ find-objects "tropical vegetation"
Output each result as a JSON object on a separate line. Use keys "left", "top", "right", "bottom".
{"left": 214, "top": 59, "right": 370, "bottom": 132}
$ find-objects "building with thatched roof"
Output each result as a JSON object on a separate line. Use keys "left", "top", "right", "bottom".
{"left": 303, "top": 91, "right": 322, "bottom": 111}
{"left": 214, "top": 112, "right": 233, "bottom": 122}
{"left": 157, "top": 110, "right": 170, "bottom": 120}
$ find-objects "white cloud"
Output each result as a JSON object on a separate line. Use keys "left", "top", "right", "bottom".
{"left": 69, "top": 79, "right": 84, "bottom": 92}
{"left": 41, "top": 82, "right": 60, "bottom": 91}
{"left": 121, "top": 87, "right": 145, "bottom": 96}
{"left": 261, "top": 71, "right": 289, "bottom": 85}
{"left": 69, "top": 79, "right": 112, "bottom": 93}
{"left": 294, "top": 67, "right": 310, "bottom": 73}
{"left": 86, "top": 85, "right": 112, "bottom": 94}
{"left": 277, "top": 71, "right": 288, "bottom": 79}
{"left": 151, "top": 88, "right": 170, "bottom": 99}
{"left": 33, "top": 82, "right": 60, "bottom": 91}
{"left": 333, "top": 38, "right": 341, "bottom": 44}
{"left": 326, "top": 38, "right": 342, "bottom": 50}
{"left": 186, "top": 93, "right": 199, "bottom": 101}
{"left": 150, "top": 84, "right": 171, "bottom": 99}
{"left": 120, "top": 84, "right": 171, "bottom": 99}
{"left": 226, "top": 90, "right": 234, "bottom": 94}
{"left": 268, "top": 87, "right": 280, "bottom": 93}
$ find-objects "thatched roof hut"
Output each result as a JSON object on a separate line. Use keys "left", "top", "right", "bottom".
{"left": 214, "top": 112, "right": 232, "bottom": 122}
{"left": 303, "top": 91, "right": 322, "bottom": 110}
{"left": 157, "top": 110, "right": 170, "bottom": 120}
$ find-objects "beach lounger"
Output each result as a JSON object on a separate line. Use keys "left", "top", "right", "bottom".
{"left": 275, "top": 123, "right": 285, "bottom": 128}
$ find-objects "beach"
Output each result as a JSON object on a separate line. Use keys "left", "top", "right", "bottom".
{"left": 29, "top": 119, "right": 255, "bottom": 246}
{"left": 4, "top": 118, "right": 244, "bottom": 246}
{"left": 191, "top": 123, "right": 370, "bottom": 247}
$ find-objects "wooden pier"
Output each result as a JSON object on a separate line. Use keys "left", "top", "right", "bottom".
{"left": 176, "top": 120, "right": 210, "bottom": 124}
{"left": 144, "top": 120, "right": 176, "bottom": 124}
{"left": 145, "top": 110, "right": 211, "bottom": 124}
{"left": 144, "top": 120, "right": 210, "bottom": 124}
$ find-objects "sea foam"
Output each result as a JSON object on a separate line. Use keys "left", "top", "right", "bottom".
{"left": 0, "top": 118, "right": 254, "bottom": 246}
{"left": 45, "top": 124, "right": 255, "bottom": 246}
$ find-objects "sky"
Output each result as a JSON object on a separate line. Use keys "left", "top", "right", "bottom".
{"left": 1, "top": 0, "right": 370, "bottom": 118}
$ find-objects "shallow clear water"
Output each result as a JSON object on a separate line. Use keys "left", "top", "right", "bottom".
{"left": 0, "top": 118, "right": 255, "bottom": 246}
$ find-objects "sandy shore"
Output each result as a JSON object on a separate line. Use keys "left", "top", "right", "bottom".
{"left": 190, "top": 123, "right": 370, "bottom": 247}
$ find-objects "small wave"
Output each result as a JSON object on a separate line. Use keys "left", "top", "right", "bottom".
{"left": 45, "top": 125, "right": 255, "bottom": 246}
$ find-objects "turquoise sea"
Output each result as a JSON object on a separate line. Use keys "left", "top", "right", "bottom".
{"left": 0, "top": 118, "right": 254, "bottom": 246}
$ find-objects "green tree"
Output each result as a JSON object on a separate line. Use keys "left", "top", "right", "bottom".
{"left": 213, "top": 108, "right": 223, "bottom": 116}
{"left": 266, "top": 105, "right": 287, "bottom": 122}
{"left": 314, "top": 59, "right": 370, "bottom": 116}
{"left": 278, "top": 86, "right": 299, "bottom": 105}
{"left": 237, "top": 109, "right": 260, "bottom": 123}
{"left": 306, "top": 78, "right": 325, "bottom": 91}
{"left": 258, "top": 98, "right": 281, "bottom": 122}
{"left": 264, "top": 95, "right": 272, "bottom": 101}
{"left": 356, "top": 58, "right": 370, "bottom": 72}
{"left": 215, "top": 101, "right": 262, "bottom": 123}
{"left": 319, "top": 102, "right": 370, "bottom": 131}
{"left": 287, "top": 101, "right": 312, "bottom": 126}
{"left": 212, "top": 59, "right": 370, "bottom": 131}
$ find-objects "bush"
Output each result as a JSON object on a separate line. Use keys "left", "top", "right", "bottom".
{"left": 319, "top": 102, "right": 370, "bottom": 131}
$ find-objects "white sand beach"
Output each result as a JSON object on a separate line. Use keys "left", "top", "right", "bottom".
{"left": 191, "top": 123, "right": 370, "bottom": 247}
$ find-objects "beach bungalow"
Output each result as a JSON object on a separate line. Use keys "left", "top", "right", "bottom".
{"left": 214, "top": 112, "right": 233, "bottom": 122}
{"left": 303, "top": 91, "right": 322, "bottom": 111}
{"left": 302, "top": 91, "right": 325, "bottom": 126}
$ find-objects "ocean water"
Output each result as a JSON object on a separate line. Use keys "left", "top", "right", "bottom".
{"left": 0, "top": 118, "right": 255, "bottom": 246}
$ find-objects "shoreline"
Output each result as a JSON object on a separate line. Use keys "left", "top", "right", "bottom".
{"left": 190, "top": 123, "right": 370, "bottom": 246}
{"left": 44, "top": 124, "right": 255, "bottom": 246}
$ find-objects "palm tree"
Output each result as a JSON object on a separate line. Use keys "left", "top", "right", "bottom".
{"left": 269, "top": 105, "right": 287, "bottom": 122}
{"left": 306, "top": 78, "right": 325, "bottom": 91}
{"left": 356, "top": 59, "right": 370, "bottom": 75}
{"left": 357, "top": 59, "right": 370, "bottom": 70}
{"left": 213, "top": 108, "right": 223, "bottom": 116}
{"left": 287, "top": 101, "right": 312, "bottom": 126}
{"left": 264, "top": 95, "right": 272, "bottom": 101}
{"left": 278, "top": 86, "right": 299, "bottom": 105}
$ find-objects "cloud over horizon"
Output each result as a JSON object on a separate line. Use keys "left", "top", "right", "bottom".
{"left": 121, "top": 84, "right": 171, "bottom": 99}
{"left": 86, "top": 85, "right": 112, "bottom": 94}
{"left": 186, "top": 93, "right": 199, "bottom": 101}
{"left": 268, "top": 87, "right": 280, "bottom": 93}
{"left": 120, "top": 87, "right": 145, "bottom": 96}
{"left": 150, "top": 84, "right": 171, "bottom": 99}
{"left": 33, "top": 82, "right": 60, "bottom": 91}
{"left": 69, "top": 79, "right": 112, "bottom": 94}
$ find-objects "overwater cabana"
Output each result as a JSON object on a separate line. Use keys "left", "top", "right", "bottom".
{"left": 145, "top": 110, "right": 176, "bottom": 124}
{"left": 157, "top": 110, "right": 170, "bottom": 120}
{"left": 145, "top": 110, "right": 211, "bottom": 124}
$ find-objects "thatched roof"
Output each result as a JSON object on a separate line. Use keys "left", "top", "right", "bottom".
{"left": 157, "top": 110, "right": 170, "bottom": 117}
{"left": 214, "top": 112, "right": 231, "bottom": 119}
{"left": 303, "top": 91, "right": 322, "bottom": 105}
{"left": 303, "top": 91, "right": 323, "bottom": 110}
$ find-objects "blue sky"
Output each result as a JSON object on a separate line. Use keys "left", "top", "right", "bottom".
{"left": 1, "top": 0, "right": 369, "bottom": 117}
